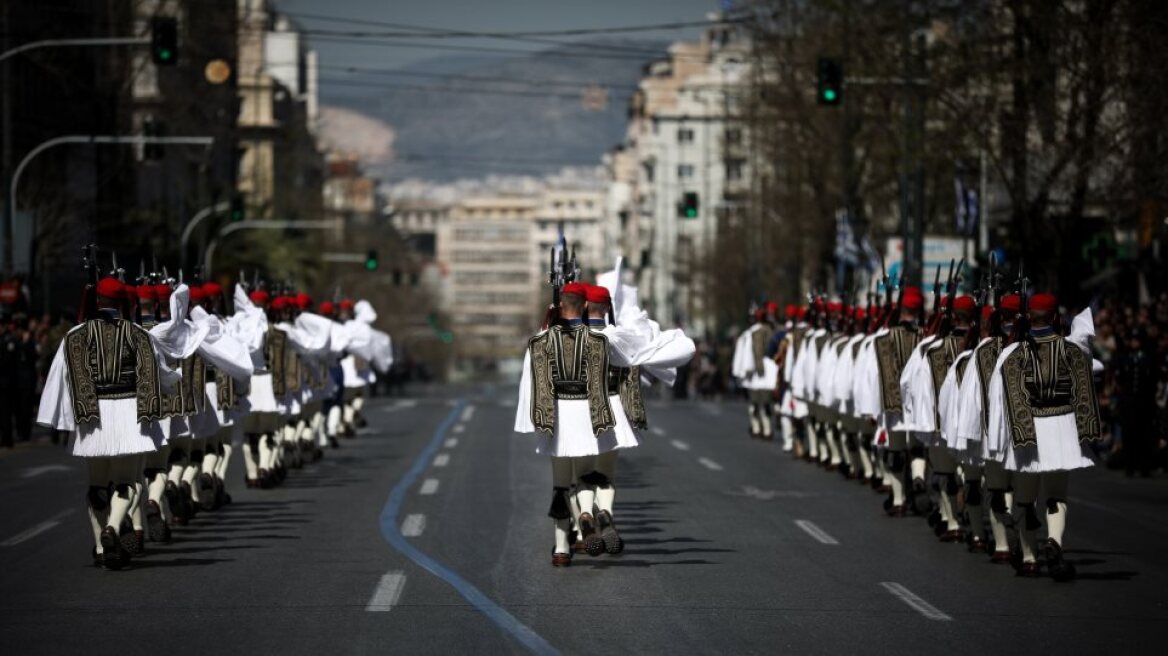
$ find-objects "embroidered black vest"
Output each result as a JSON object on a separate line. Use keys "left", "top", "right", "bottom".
{"left": 873, "top": 325, "right": 921, "bottom": 414}
{"left": 63, "top": 318, "right": 164, "bottom": 424}
{"left": 1000, "top": 335, "right": 1102, "bottom": 447}
{"left": 527, "top": 325, "right": 615, "bottom": 436}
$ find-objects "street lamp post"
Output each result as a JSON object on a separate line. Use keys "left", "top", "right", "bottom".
{"left": 204, "top": 220, "right": 342, "bottom": 273}
{"left": 180, "top": 200, "right": 231, "bottom": 269}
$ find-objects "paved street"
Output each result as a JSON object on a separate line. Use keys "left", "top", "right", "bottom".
{"left": 2, "top": 386, "right": 1167, "bottom": 655}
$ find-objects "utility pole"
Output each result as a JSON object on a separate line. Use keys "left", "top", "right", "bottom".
{"left": 841, "top": 0, "right": 860, "bottom": 293}
{"left": 899, "top": 4, "right": 927, "bottom": 288}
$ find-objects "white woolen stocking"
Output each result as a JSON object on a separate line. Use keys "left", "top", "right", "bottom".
{"left": 343, "top": 402, "right": 356, "bottom": 426}
{"left": 938, "top": 491, "right": 958, "bottom": 530}
{"left": 312, "top": 412, "right": 327, "bottom": 446}
{"left": 595, "top": 451, "right": 618, "bottom": 515}
{"left": 130, "top": 478, "right": 145, "bottom": 530}
{"left": 748, "top": 406, "right": 760, "bottom": 434}
{"left": 551, "top": 458, "right": 573, "bottom": 553}
{"left": 217, "top": 443, "right": 233, "bottom": 480}
{"left": 857, "top": 445, "right": 874, "bottom": 479}
{"left": 988, "top": 504, "right": 1009, "bottom": 553}
{"left": 780, "top": 416, "right": 794, "bottom": 451}
{"left": 258, "top": 434, "right": 274, "bottom": 470}
{"left": 242, "top": 440, "right": 259, "bottom": 479}
{"left": 910, "top": 457, "right": 927, "bottom": 482}
{"left": 106, "top": 457, "right": 139, "bottom": 531}
{"left": 1046, "top": 501, "right": 1067, "bottom": 546}
{"left": 352, "top": 395, "right": 365, "bottom": 413}
{"left": 759, "top": 411, "right": 772, "bottom": 437}
{"left": 148, "top": 471, "right": 167, "bottom": 506}
{"left": 327, "top": 406, "right": 342, "bottom": 436}
{"left": 554, "top": 519, "right": 571, "bottom": 554}
{"left": 826, "top": 431, "right": 841, "bottom": 465}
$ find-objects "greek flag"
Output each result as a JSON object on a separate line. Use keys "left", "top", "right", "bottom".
{"left": 955, "top": 177, "right": 979, "bottom": 236}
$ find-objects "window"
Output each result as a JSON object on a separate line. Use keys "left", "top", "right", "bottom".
{"left": 643, "top": 161, "right": 655, "bottom": 183}
{"left": 726, "top": 159, "right": 744, "bottom": 181}
{"left": 678, "top": 164, "right": 695, "bottom": 179}
{"left": 725, "top": 128, "right": 742, "bottom": 145}
{"left": 677, "top": 128, "right": 695, "bottom": 144}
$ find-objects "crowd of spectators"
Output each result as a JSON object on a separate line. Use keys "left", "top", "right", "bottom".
{"left": 1089, "top": 293, "right": 1168, "bottom": 476}
{"left": 0, "top": 309, "right": 73, "bottom": 448}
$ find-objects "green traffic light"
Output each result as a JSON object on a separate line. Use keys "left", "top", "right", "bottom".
{"left": 159, "top": 49, "right": 172, "bottom": 61}
{"left": 823, "top": 89, "right": 837, "bottom": 102}
{"left": 365, "top": 259, "right": 378, "bottom": 271}
{"left": 685, "top": 208, "right": 698, "bottom": 218}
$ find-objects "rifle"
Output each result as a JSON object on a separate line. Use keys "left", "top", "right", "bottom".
{"left": 937, "top": 258, "right": 964, "bottom": 337}
{"left": 78, "top": 244, "right": 99, "bottom": 322}
{"left": 890, "top": 274, "right": 906, "bottom": 327}
{"left": 927, "top": 262, "right": 944, "bottom": 333}
{"left": 1010, "top": 260, "right": 1033, "bottom": 348}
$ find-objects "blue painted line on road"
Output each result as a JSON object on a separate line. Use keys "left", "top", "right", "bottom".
{"left": 378, "top": 399, "right": 559, "bottom": 656}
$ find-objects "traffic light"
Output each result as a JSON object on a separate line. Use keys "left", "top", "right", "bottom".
{"left": 365, "top": 250, "right": 379, "bottom": 271}
{"left": 143, "top": 118, "right": 165, "bottom": 160}
{"left": 678, "top": 192, "right": 699, "bottom": 219}
{"left": 229, "top": 195, "right": 245, "bottom": 222}
{"left": 151, "top": 17, "right": 178, "bottom": 66}
{"left": 816, "top": 57, "right": 842, "bottom": 106}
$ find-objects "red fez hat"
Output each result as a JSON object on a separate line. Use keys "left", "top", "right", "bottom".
{"left": 339, "top": 298, "right": 355, "bottom": 310}
{"left": 585, "top": 285, "right": 611, "bottom": 304}
{"left": 797, "top": 307, "right": 808, "bottom": 320}
{"left": 1030, "top": 293, "right": 1057, "bottom": 312}
{"left": 189, "top": 286, "right": 207, "bottom": 303}
{"left": 154, "top": 284, "right": 172, "bottom": 300}
{"left": 953, "top": 295, "right": 975, "bottom": 313}
{"left": 999, "top": 294, "right": 1021, "bottom": 312}
{"left": 785, "top": 304, "right": 798, "bottom": 319}
{"left": 827, "top": 301, "right": 843, "bottom": 313}
{"left": 202, "top": 282, "right": 223, "bottom": 298}
{"left": 136, "top": 285, "right": 157, "bottom": 301}
{"left": 96, "top": 277, "right": 124, "bottom": 300}
{"left": 753, "top": 308, "right": 766, "bottom": 321}
{"left": 318, "top": 301, "right": 335, "bottom": 316}
{"left": 270, "top": 296, "right": 289, "bottom": 311}
{"left": 901, "top": 287, "right": 924, "bottom": 310}
{"left": 562, "top": 282, "right": 589, "bottom": 297}
{"left": 249, "top": 290, "right": 270, "bottom": 305}
{"left": 981, "top": 305, "right": 994, "bottom": 322}
{"left": 295, "top": 292, "right": 313, "bottom": 310}
{"left": 854, "top": 307, "right": 867, "bottom": 320}
{"left": 765, "top": 302, "right": 779, "bottom": 314}
{"left": 122, "top": 284, "right": 137, "bottom": 300}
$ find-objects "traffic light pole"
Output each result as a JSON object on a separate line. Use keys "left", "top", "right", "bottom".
{"left": 180, "top": 200, "right": 231, "bottom": 269}
{"left": 0, "top": 36, "right": 150, "bottom": 64}
{"left": 204, "top": 220, "right": 343, "bottom": 273}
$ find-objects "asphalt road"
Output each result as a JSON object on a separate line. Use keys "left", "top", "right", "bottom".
{"left": 1, "top": 384, "right": 1167, "bottom": 655}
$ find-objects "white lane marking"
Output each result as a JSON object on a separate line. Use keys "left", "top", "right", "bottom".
{"left": 670, "top": 440, "right": 691, "bottom": 451}
{"left": 650, "top": 426, "right": 665, "bottom": 436}
{"left": 697, "top": 457, "right": 723, "bottom": 471}
{"left": 21, "top": 465, "right": 72, "bottom": 479}
{"left": 880, "top": 582, "right": 952, "bottom": 621}
{"left": 365, "top": 571, "right": 407, "bottom": 612}
{"left": 498, "top": 399, "right": 517, "bottom": 408}
{"left": 1, "top": 509, "right": 75, "bottom": 547}
{"left": 461, "top": 405, "right": 476, "bottom": 422}
{"left": 737, "top": 486, "right": 816, "bottom": 500}
{"left": 401, "top": 514, "right": 427, "bottom": 537}
{"left": 698, "top": 404, "right": 723, "bottom": 416}
{"left": 433, "top": 453, "right": 450, "bottom": 467}
{"left": 379, "top": 399, "right": 419, "bottom": 413}
{"left": 419, "top": 479, "right": 440, "bottom": 495}
{"left": 794, "top": 519, "right": 839, "bottom": 545}
{"left": 444, "top": 438, "right": 459, "bottom": 448}
{"left": 452, "top": 424, "right": 466, "bottom": 434}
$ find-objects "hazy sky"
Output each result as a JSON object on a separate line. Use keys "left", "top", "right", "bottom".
{"left": 276, "top": 0, "right": 722, "bottom": 70}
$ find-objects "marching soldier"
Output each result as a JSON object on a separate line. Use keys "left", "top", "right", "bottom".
{"left": 733, "top": 308, "right": 778, "bottom": 440}
{"left": 986, "top": 293, "right": 1101, "bottom": 580}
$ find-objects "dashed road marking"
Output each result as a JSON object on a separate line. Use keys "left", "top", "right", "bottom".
{"left": 880, "top": 582, "right": 952, "bottom": 621}
{"left": 444, "top": 438, "right": 459, "bottom": 448}
{"left": 794, "top": 519, "right": 839, "bottom": 545}
{"left": 433, "top": 453, "right": 450, "bottom": 467}
{"left": 650, "top": 426, "right": 665, "bottom": 436}
{"left": 1, "top": 509, "right": 75, "bottom": 547}
{"left": 452, "top": 424, "right": 466, "bottom": 434}
{"left": 21, "top": 465, "right": 71, "bottom": 479}
{"left": 366, "top": 571, "right": 407, "bottom": 612}
{"left": 461, "top": 405, "right": 476, "bottom": 422}
{"left": 670, "top": 440, "right": 691, "bottom": 451}
{"left": 401, "top": 514, "right": 427, "bottom": 537}
{"left": 697, "top": 457, "right": 723, "bottom": 471}
{"left": 419, "top": 479, "right": 440, "bottom": 495}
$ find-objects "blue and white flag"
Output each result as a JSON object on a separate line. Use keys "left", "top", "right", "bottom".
{"left": 955, "top": 177, "right": 979, "bottom": 236}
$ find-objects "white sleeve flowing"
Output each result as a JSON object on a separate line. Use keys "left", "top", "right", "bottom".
{"left": 514, "top": 349, "right": 535, "bottom": 433}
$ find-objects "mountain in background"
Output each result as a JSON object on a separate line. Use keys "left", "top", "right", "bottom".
{"left": 318, "top": 41, "right": 666, "bottom": 183}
